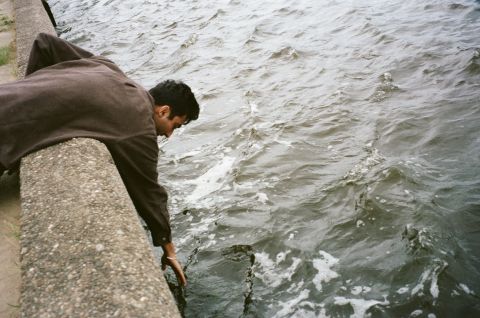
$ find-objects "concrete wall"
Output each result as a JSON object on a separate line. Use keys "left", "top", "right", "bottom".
{"left": 15, "top": 0, "right": 181, "bottom": 316}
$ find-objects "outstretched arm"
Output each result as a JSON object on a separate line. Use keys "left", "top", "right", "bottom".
{"left": 107, "top": 135, "right": 187, "bottom": 286}
{"left": 26, "top": 32, "right": 94, "bottom": 76}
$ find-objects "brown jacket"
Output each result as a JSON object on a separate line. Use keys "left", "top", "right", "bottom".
{"left": 0, "top": 33, "right": 171, "bottom": 245}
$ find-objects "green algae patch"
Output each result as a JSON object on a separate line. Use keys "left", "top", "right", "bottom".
{"left": 0, "top": 14, "right": 13, "bottom": 32}
{"left": 0, "top": 46, "right": 10, "bottom": 66}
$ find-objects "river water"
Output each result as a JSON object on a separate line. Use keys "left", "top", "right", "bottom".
{"left": 50, "top": 0, "right": 480, "bottom": 316}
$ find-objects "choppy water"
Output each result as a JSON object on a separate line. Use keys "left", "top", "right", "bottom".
{"left": 50, "top": 0, "right": 480, "bottom": 316}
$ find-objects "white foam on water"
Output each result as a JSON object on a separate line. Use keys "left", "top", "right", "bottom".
{"left": 272, "top": 289, "right": 310, "bottom": 318}
{"left": 286, "top": 280, "right": 304, "bottom": 293}
{"left": 249, "top": 101, "right": 258, "bottom": 114}
{"left": 185, "top": 156, "right": 236, "bottom": 204}
{"left": 198, "top": 233, "right": 217, "bottom": 248}
{"left": 203, "top": 239, "right": 217, "bottom": 248}
{"left": 233, "top": 178, "right": 272, "bottom": 196}
{"left": 312, "top": 251, "right": 340, "bottom": 291}
{"left": 255, "top": 252, "right": 302, "bottom": 288}
{"left": 173, "top": 148, "right": 203, "bottom": 161}
{"left": 427, "top": 314, "right": 436, "bottom": 318}
{"left": 410, "top": 309, "right": 423, "bottom": 317}
{"left": 252, "top": 142, "right": 262, "bottom": 150}
{"left": 343, "top": 148, "right": 384, "bottom": 182}
{"left": 276, "top": 250, "right": 290, "bottom": 264}
{"left": 430, "top": 273, "right": 439, "bottom": 299}
{"left": 256, "top": 192, "right": 269, "bottom": 204}
{"left": 233, "top": 180, "right": 257, "bottom": 189}
{"left": 356, "top": 220, "right": 365, "bottom": 227}
{"left": 333, "top": 296, "right": 389, "bottom": 318}
{"left": 275, "top": 138, "right": 293, "bottom": 147}
{"left": 459, "top": 283, "right": 475, "bottom": 295}
{"left": 396, "top": 286, "right": 409, "bottom": 294}
{"left": 189, "top": 215, "right": 218, "bottom": 236}
{"left": 411, "top": 260, "right": 447, "bottom": 299}
{"left": 289, "top": 307, "right": 328, "bottom": 318}
{"left": 411, "top": 268, "right": 431, "bottom": 296}
{"left": 175, "top": 214, "right": 220, "bottom": 248}
{"left": 351, "top": 286, "right": 371, "bottom": 295}
{"left": 351, "top": 286, "right": 362, "bottom": 295}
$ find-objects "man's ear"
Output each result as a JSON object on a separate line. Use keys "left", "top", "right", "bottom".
{"left": 155, "top": 105, "right": 171, "bottom": 117}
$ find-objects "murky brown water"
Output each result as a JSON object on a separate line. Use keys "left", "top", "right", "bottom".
{"left": 51, "top": 0, "right": 480, "bottom": 316}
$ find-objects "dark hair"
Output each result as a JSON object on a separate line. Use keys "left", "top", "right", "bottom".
{"left": 149, "top": 80, "right": 199, "bottom": 124}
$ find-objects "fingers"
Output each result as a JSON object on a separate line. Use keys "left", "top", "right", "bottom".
{"left": 170, "top": 258, "right": 187, "bottom": 286}
{"left": 161, "top": 242, "right": 187, "bottom": 286}
{"left": 162, "top": 256, "right": 187, "bottom": 286}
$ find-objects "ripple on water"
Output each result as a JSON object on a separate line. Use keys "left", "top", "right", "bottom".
{"left": 368, "top": 72, "right": 401, "bottom": 102}
{"left": 269, "top": 46, "right": 300, "bottom": 60}
{"left": 180, "top": 34, "right": 198, "bottom": 49}
{"left": 464, "top": 48, "right": 480, "bottom": 74}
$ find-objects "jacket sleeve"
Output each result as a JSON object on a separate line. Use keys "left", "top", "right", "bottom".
{"left": 106, "top": 135, "right": 172, "bottom": 246}
{"left": 26, "top": 32, "right": 95, "bottom": 76}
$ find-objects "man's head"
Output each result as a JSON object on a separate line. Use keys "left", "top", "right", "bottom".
{"left": 149, "top": 80, "right": 199, "bottom": 137}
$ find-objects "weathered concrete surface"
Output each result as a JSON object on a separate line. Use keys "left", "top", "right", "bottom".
{"left": 21, "top": 139, "right": 180, "bottom": 317}
{"left": 14, "top": 0, "right": 55, "bottom": 75}
{"left": 15, "top": 0, "right": 181, "bottom": 317}
{"left": 0, "top": 0, "right": 20, "bottom": 317}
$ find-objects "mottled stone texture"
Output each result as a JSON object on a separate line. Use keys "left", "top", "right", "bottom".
{"left": 15, "top": 0, "right": 56, "bottom": 76}
{"left": 15, "top": 0, "right": 180, "bottom": 317}
{"left": 20, "top": 139, "right": 180, "bottom": 317}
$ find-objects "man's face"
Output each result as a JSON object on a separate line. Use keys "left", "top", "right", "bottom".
{"left": 153, "top": 105, "right": 187, "bottom": 138}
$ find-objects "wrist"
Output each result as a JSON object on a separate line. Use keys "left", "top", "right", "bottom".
{"left": 161, "top": 242, "right": 176, "bottom": 256}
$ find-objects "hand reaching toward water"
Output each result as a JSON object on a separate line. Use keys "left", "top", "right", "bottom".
{"left": 161, "top": 242, "right": 187, "bottom": 287}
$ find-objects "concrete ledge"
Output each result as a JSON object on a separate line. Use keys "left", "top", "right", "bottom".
{"left": 15, "top": 0, "right": 180, "bottom": 316}
{"left": 20, "top": 139, "right": 179, "bottom": 317}
{"left": 15, "top": 0, "right": 56, "bottom": 75}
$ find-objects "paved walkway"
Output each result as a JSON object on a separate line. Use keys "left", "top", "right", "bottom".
{"left": 0, "top": 0, "right": 20, "bottom": 317}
